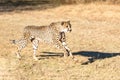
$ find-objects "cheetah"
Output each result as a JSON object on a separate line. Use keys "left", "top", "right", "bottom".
{"left": 11, "top": 21, "right": 73, "bottom": 60}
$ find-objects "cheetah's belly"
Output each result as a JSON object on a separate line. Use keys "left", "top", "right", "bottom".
{"left": 35, "top": 31, "right": 54, "bottom": 43}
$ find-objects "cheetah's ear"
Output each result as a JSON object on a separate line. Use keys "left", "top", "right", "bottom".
{"left": 61, "top": 22, "right": 64, "bottom": 25}
{"left": 50, "top": 22, "right": 55, "bottom": 26}
{"left": 67, "top": 20, "right": 70, "bottom": 23}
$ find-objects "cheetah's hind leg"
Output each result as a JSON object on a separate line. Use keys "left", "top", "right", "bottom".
{"left": 32, "top": 39, "right": 39, "bottom": 60}
{"left": 10, "top": 39, "right": 27, "bottom": 59}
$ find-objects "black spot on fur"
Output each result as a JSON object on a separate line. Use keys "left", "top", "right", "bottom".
{"left": 30, "top": 38, "right": 35, "bottom": 42}
{"left": 10, "top": 40, "right": 16, "bottom": 44}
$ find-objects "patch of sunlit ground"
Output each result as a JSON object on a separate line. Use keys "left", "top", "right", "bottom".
{"left": 0, "top": 3, "right": 120, "bottom": 80}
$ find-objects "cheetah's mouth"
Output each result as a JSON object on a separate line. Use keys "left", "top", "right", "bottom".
{"left": 68, "top": 29, "right": 72, "bottom": 32}
{"left": 69, "top": 29, "right": 72, "bottom": 32}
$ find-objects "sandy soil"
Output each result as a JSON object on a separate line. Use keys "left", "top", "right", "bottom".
{"left": 0, "top": 3, "right": 120, "bottom": 80}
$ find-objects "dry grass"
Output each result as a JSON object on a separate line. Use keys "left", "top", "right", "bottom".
{"left": 0, "top": 3, "right": 120, "bottom": 80}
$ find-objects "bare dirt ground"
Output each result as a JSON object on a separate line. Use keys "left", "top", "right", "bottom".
{"left": 0, "top": 3, "right": 120, "bottom": 80}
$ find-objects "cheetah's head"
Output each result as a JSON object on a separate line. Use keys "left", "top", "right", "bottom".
{"left": 60, "top": 21, "right": 72, "bottom": 33}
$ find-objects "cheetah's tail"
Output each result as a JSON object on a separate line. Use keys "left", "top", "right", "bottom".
{"left": 9, "top": 40, "right": 17, "bottom": 44}
{"left": 10, "top": 38, "right": 28, "bottom": 45}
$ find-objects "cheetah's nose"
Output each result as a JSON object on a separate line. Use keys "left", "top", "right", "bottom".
{"left": 69, "top": 29, "right": 72, "bottom": 32}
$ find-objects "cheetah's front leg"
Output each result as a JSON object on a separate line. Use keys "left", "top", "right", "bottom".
{"left": 62, "top": 42, "right": 73, "bottom": 57}
{"left": 59, "top": 32, "right": 73, "bottom": 58}
{"left": 56, "top": 32, "right": 73, "bottom": 57}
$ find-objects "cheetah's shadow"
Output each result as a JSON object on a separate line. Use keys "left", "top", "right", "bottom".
{"left": 41, "top": 51, "right": 120, "bottom": 64}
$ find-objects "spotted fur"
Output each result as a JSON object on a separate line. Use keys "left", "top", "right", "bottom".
{"left": 11, "top": 21, "right": 73, "bottom": 60}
